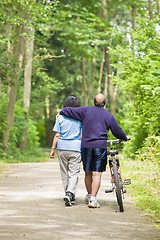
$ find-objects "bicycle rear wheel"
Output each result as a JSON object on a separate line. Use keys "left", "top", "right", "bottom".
{"left": 113, "top": 162, "right": 124, "bottom": 212}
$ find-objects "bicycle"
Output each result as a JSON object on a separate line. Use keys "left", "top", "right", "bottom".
{"left": 105, "top": 139, "right": 131, "bottom": 212}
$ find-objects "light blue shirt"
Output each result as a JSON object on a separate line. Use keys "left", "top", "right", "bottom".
{"left": 53, "top": 115, "right": 82, "bottom": 152}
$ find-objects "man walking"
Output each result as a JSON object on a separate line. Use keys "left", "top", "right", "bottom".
{"left": 60, "top": 93, "right": 128, "bottom": 208}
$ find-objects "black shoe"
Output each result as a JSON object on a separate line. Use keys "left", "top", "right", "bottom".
{"left": 64, "top": 192, "right": 72, "bottom": 206}
{"left": 71, "top": 193, "right": 76, "bottom": 204}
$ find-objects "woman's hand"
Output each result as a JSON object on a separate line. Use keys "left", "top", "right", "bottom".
{"left": 50, "top": 148, "right": 55, "bottom": 159}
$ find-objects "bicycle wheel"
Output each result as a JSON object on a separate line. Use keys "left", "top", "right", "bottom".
{"left": 113, "top": 162, "right": 124, "bottom": 212}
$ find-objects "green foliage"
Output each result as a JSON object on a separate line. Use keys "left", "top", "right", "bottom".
{"left": 136, "top": 136, "right": 160, "bottom": 163}
{"left": 121, "top": 155, "right": 160, "bottom": 222}
{"left": 1, "top": 152, "right": 49, "bottom": 164}
{"left": 0, "top": 0, "right": 160, "bottom": 160}
{"left": 110, "top": 19, "right": 160, "bottom": 157}
{"left": 0, "top": 161, "right": 6, "bottom": 173}
{"left": 9, "top": 103, "right": 26, "bottom": 148}
{"left": 52, "top": 0, "right": 110, "bottom": 61}
{"left": 36, "top": 120, "right": 47, "bottom": 147}
{"left": 0, "top": 97, "right": 41, "bottom": 158}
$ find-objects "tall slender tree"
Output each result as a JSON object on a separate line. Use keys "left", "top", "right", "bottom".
{"left": 102, "top": 0, "right": 116, "bottom": 115}
{"left": 20, "top": 28, "right": 35, "bottom": 150}
{"left": 156, "top": 0, "right": 160, "bottom": 19}
{"left": 148, "top": 0, "right": 153, "bottom": 19}
{"left": 3, "top": 24, "right": 25, "bottom": 151}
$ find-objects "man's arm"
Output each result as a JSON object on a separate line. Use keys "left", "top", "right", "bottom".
{"left": 50, "top": 132, "right": 61, "bottom": 159}
{"left": 110, "top": 116, "right": 127, "bottom": 141}
{"left": 60, "top": 107, "right": 84, "bottom": 121}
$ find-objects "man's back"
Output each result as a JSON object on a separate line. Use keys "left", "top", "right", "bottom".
{"left": 60, "top": 106, "right": 127, "bottom": 149}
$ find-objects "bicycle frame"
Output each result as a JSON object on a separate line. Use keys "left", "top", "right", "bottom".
{"left": 105, "top": 139, "right": 131, "bottom": 212}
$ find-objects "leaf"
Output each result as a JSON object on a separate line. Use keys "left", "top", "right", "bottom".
{"left": 140, "top": 85, "right": 152, "bottom": 90}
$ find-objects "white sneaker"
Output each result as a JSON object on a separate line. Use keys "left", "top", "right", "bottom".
{"left": 64, "top": 192, "right": 72, "bottom": 206}
{"left": 84, "top": 194, "right": 91, "bottom": 204}
{"left": 88, "top": 199, "right": 100, "bottom": 208}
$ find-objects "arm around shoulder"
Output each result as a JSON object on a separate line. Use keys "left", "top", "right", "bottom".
{"left": 60, "top": 107, "right": 84, "bottom": 121}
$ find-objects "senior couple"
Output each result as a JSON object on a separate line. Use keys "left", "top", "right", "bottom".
{"left": 50, "top": 93, "right": 129, "bottom": 208}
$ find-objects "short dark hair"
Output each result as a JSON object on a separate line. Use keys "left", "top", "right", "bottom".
{"left": 63, "top": 95, "right": 81, "bottom": 108}
{"left": 93, "top": 96, "right": 106, "bottom": 107}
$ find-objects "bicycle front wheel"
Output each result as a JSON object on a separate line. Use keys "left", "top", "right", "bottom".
{"left": 113, "top": 162, "right": 124, "bottom": 212}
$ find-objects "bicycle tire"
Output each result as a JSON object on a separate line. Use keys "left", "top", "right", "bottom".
{"left": 113, "top": 162, "right": 124, "bottom": 212}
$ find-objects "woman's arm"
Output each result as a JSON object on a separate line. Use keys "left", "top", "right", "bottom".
{"left": 50, "top": 132, "right": 61, "bottom": 159}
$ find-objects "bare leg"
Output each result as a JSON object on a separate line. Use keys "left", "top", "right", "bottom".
{"left": 85, "top": 171, "right": 92, "bottom": 194}
{"left": 91, "top": 171, "right": 102, "bottom": 197}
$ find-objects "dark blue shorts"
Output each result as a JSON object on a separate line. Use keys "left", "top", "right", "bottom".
{"left": 82, "top": 148, "right": 107, "bottom": 172}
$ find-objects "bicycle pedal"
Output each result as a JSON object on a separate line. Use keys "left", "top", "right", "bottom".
{"left": 105, "top": 188, "right": 114, "bottom": 193}
{"left": 124, "top": 179, "right": 131, "bottom": 185}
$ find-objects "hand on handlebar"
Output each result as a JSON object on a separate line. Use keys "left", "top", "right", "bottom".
{"left": 122, "top": 137, "right": 131, "bottom": 142}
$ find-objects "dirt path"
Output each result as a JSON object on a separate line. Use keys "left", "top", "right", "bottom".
{"left": 0, "top": 159, "right": 159, "bottom": 240}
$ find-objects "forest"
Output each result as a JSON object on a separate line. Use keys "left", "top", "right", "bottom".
{"left": 0, "top": 0, "right": 160, "bottom": 221}
{"left": 0, "top": 0, "right": 159, "bottom": 161}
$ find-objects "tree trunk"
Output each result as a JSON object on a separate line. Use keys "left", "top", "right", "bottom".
{"left": 98, "top": 47, "right": 105, "bottom": 93}
{"left": 44, "top": 95, "right": 55, "bottom": 148}
{"left": 104, "top": 70, "right": 108, "bottom": 97}
{"left": 88, "top": 45, "right": 96, "bottom": 97}
{"left": 102, "top": 0, "right": 108, "bottom": 98}
{"left": 148, "top": 0, "right": 153, "bottom": 20}
{"left": 131, "top": 5, "right": 136, "bottom": 50}
{"left": 102, "top": 0, "right": 115, "bottom": 115}
{"left": 20, "top": 28, "right": 35, "bottom": 150}
{"left": 81, "top": 46, "right": 96, "bottom": 106}
{"left": 156, "top": 0, "right": 160, "bottom": 19}
{"left": 102, "top": 0, "right": 108, "bottom": 19}
{"left": 105, "top": 47, "right": 115, "bottom": 116}
{"left": 0, "top": 77, "right": 1, "bottom": 105}
{"left": 3, "top": 25, "right": 25, "bottom": 151}
{"left": 49, "top": 95, "right": 54, "bottom": 119}
{"left": 81, "top": 56, "right": 88, "bottom": 106}
{"left": 131, "top": 5, "right": 136, "bottom": 30}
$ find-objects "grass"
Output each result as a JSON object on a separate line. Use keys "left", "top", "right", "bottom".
{"left": 0, "top": 161, "right": 7, "bottom": 173}
{"left": 120, "top": 155, "right": 160, "bottom": 225}
{"left": 0, "top": 148, "right": 56, "bottom": 164}
{"left": 0, "top": 150, "right": 58, "bottom": 165}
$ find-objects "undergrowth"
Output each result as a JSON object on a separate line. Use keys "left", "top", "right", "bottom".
{"left": 121, "top": 156, "right": 160, "bottom": 225}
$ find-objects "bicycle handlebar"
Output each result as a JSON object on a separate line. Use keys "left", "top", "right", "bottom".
{"left": 107, "top": 138, "right": 131, "bottom": 145}
{"left": 107, "top": 139, "right": 122, "bottom": 144}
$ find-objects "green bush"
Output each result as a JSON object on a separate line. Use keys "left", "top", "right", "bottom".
{"left": 136, "top": 136, "right": 160, "bottom": 164}
{"left": 0, "top": 98, "right": 42, "bottom": 159}
{"left": 121, "top": 155, "right": 160, "bottom": 222}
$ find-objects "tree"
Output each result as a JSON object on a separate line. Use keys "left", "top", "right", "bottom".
{"left": 0, "top": 0, "right": 58, "bottom": 152}
{"left": 3, "top": 24, "right": 25, "bottom": 151}
{"left": 148, "top": 0, "right": 153, "bottom": 19}
{"left": 110, "top": 17, "right": 160, "bottom": 155}
{"left": 20, "top": 28, "right": 35, "bottom": 150}
{"left": 156, "top": 0, "right": 160, "bottom": 19}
